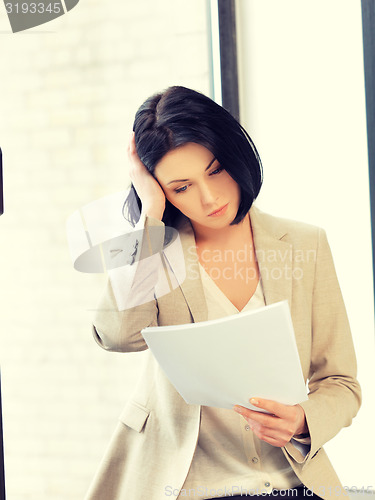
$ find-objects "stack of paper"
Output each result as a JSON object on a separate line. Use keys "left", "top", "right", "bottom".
{"left": 142, "top": 300, "right": 308, "bottom": 411}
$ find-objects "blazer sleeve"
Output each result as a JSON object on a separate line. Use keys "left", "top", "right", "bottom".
{"left": 92, "top": 215, "right": 165, "bottom": 352}
{"left": 285, "top": 227, "right": 362, "bottom": 467}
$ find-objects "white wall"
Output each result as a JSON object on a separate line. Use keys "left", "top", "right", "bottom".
{"left": 0, "top": 2, "right": 210, "bottom": 499}
{"left": 237, "top": 0, "right": 375, "bottom": 488}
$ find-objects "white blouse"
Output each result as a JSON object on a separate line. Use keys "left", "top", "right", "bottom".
{"left": 180, "top": 264, "right": 302, "bottom": 499}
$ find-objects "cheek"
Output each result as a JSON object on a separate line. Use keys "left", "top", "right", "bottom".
{"left": 165, "top": 192, "right": 189, "bottom": 213}
{"left": 166, "top": 191, "right": 183, "bottom": 205}
{"left": 224, "top": 176, "right": 240, "bottom": 197}
{"left": 167, "top": 194, "right": 201, "bottom": 219}
{"left": 222, "top": 171, "right": 237, "bottom": 185}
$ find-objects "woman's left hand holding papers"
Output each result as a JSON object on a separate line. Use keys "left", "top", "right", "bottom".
{"left": 233, "top": 398, "right": 308, "bottom": 447}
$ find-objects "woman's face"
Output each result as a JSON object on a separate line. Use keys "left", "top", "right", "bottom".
{"left": 154, "top": 142, "right": 241, "bottom": 233}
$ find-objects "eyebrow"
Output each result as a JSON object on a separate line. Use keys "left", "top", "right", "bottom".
{"left": 166, "top": 157, "right": 217, "bottom": 185}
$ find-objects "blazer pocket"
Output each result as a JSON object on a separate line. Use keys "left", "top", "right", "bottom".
{"left": 119, "top": 400, "right": 150, "bottom": 433}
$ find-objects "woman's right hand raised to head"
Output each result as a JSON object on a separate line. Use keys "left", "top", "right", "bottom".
{"left": 127, "top": 132, "right": 166, "bottom": 221}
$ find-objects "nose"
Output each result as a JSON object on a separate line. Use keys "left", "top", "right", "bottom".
{"left": 198, "top": 181, "right": 218, "bottom": 207}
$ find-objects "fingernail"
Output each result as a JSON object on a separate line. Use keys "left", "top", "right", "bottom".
{"left": 233, "top": 406, "right": 241, "bottom": 413}
{"left": 250, "top": 398, "right": 259, "bottom": 406}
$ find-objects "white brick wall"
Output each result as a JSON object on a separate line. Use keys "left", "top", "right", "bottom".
{"left": 0, "top": 1, "right": 210, "bottom": 498}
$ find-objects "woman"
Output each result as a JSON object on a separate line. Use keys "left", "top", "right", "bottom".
{"left": 86, "top": 86, "right": 361, "bottom": 500}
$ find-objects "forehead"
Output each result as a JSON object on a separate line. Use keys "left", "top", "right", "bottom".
{"left": 155, "top": 142, "right": 214, "bottom": 181}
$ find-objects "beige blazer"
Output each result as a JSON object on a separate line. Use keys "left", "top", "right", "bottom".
{"left": 85, "top": 205, "right": 361, "bottom": 500}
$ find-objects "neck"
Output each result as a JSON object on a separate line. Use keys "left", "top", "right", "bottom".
{"left": 192, "top": 213, "right": 252, "bottom": 248}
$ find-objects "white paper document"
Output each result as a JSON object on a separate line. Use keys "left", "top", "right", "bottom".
{"left": 142, "top": 300, "right": 308, "bottom": 411}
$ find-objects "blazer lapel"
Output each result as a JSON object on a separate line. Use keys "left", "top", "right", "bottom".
{"left": 250, "top": 205, "right": 293, "bottom": 309}
{"left": 164, "top": 216, "right": 208, "bottom": 324}
{"left": 164, "top": 204, "right": 293, "bottom": 322}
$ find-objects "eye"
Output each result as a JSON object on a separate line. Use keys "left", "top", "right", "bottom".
{"left": 175, "top": 185, "right": 188, "bottom": 194}
{"left": 209, "top": 166, "right": 224, "bottom": 175}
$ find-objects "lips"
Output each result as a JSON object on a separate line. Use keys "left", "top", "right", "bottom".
{"left": 208, "top": 203, "right": 229, "bottom": 217}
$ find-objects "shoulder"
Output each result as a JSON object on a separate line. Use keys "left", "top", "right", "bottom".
{"left": 250, "top": 204, "right": 326, "bottom": 249}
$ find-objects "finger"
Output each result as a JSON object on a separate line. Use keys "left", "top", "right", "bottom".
{"left": 128, "top": 133, "right": 137, "bottom": 158}
{"left": 255, "top": 432, "right": 286, "bottom": 448}
{"left": 250, "top": 398, "right": 291, "bottom": 419}
{"left": 250, "top": 419, "right": 293, "bottom": 446}
{"left": 233, "top": 406, "right": 282, "bottom": 430}
{"left": 128, "top": 140, "right": 147, "bottom": 179}
{"left": 130, "top": 131, "right": 135, "bottom": 150}
{"left": 234, "top": 408, "right": 293, "bottom": 446}
{"left": 126, "top": 132, "right": 134, "bottom": 154}
{"left": 240, "top": 416, "right": 257, "bottom": 428}
{"left": 233, "top": 405, "right": 277, "bottom": 423}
